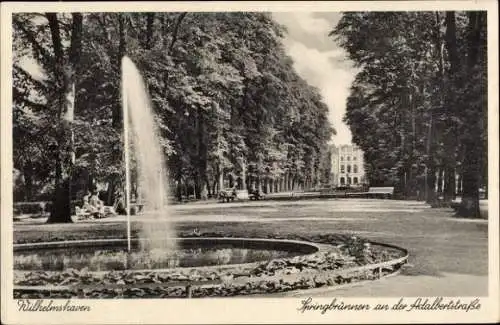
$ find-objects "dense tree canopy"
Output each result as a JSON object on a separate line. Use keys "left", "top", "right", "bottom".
{"left": 332, "top": 11, "right": 487, "bottom": 216}
{"left": 12, "top": 12, "right": 335, "bottom": 221}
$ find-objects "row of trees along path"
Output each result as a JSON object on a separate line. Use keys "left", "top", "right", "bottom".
{"left": 332, "top": 11, "right": 487, "bottom": 217}
{"left": 13, "top": 13, "right": 334, "bottom": 223}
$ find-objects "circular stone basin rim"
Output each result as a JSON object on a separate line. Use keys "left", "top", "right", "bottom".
{"left": 14, "top": 237, "right": 322, "bottom": 252}
{"left": 14, "top": 237, "right": 322, "bottom": 273}
{"left": 14, "top": 237, "right": 410, "bottom": 297}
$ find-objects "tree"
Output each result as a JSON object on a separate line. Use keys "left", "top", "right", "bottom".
{"left": 13, "top": 13, "right": 83, "bottom": 222}
{"left": 331, "top": 11, "right": 487, "bottom": 215}
{"left": 45, "top": 13, "right": 83, "bottom": 223}
{"left": 12, "top": 12, "right": 336, "bottom": 217}
{"left": 333, "top": 12, "right": 440, "bottom": 197}
{"left": 455, "top": 11, "right": 487, "bottom": 217}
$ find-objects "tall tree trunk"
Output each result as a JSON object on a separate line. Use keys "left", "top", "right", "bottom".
{"left": 442, "top": 11, "right": 460, "bottom": 204}
{"left": 23, "top": 163, "right": 33, "bottom": 201}
{"left": 457, "top": 173, "right": 463, "bottom": 196}
{"left": 408, "top": 91, "right": 416, "bottom": 198}
{"left": 47, "top": 13, "right": 82, "bottom": 223}
{"left": 437, "top": 168, "right": 444, "bottom": 195}
{"left": 240, "top": 159, "right": 247, "bottom": 190}
{"left": 176, "top": 175, "right": 182, "bottom": 202}
{"left": 212, "top": 181, "right": 217, "bottom": 198}
{"left": 218, "top": 167, "right": 223, "bottom": 193}
{"left": 105, "top": 172, "right": 120, "bottom": 206}
{"left": 426, "top": 12, "right": 442, "bottom": 206}
{"left": 309, "top": 157, "right": 315, "bottom": 190}
{"left": 172, "top": 153, "right": 183, "bottom": 201}
{"left": 197, "top": 108, "right": 208, "bottom": 200}
{"left": 113, "top": 14, "right": 127, "bottom": 129}
{"left": 132, "top": 170, "right": 139, "bottom": 202}
{"left": 458, "top": 139, "right": 480, "bottom": 216}
{"left": 256, "top": 157, "right": 262, "bottom": 191}
{"left": 146, "top": 13, "right": 154, "bottom": 49}
{"left": 424, "top": 116, "right": 437, "bottom": 204}
{"left": 168, "top": 13, "right": 187, "bottom": 55}
{"left": 114, "top": 15, "right": 127, "bottom": 205}
{"left": 444, "top": 167, "right": 456, "bottom": 202}
{"left": 426, "top": 166, "right": 437, "bottom": 205}
{"left": 206, "top": 179, "right": 211, "bottom": 197}
{"left": 160, "top": 14, "right": 168, "bottom": 49}
{"left": 457, "top": 11, "right": 485, "bottom": 217}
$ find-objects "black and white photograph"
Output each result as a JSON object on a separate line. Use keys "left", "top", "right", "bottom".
{"left": 1, "top": 1, "right": 498, "bottom": 324}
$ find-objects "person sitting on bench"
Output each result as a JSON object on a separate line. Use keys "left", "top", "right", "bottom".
{"left": 85, "top": 191, "right": 105, "bottom": 218}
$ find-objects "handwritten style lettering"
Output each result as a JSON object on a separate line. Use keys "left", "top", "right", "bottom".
{"left": 17, "top": 299, "right": 91, "bottom": 312}
{"left": 406, "top": 297, "right": 481, "bottom": 312}
{"left": 297, "top": 297, "right": 371, "bottom": 314}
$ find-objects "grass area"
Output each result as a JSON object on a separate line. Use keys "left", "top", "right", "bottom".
{"left": 14, "top": 199, "right": 488, "bottom": 279}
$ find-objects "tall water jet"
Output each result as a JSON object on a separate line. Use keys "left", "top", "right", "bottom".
{"left": 121, "top": 56, "right": 176, "bottom": 256}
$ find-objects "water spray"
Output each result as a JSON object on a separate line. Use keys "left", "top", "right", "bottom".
{"left": 120, "top": 55, "right": 176, "bottom": 256}
{"left": 122, "top": 57, "right": 132, "bottom": 253}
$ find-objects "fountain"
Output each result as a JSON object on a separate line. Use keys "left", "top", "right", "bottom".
{"left": 121, "top": 56, "right": 176, "bottom": 256}
{"left": 12, "top": 57, "right": 409, "bottom": 299}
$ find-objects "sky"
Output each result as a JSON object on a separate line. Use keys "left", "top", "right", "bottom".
{"left": 272, "top": 12, "right": 358, "bottom": 146}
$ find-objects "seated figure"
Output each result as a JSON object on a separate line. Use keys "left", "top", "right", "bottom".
{"left": 84, "top": 191, "right": 105, "bottom": 218}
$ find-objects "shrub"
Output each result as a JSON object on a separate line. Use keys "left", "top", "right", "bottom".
{"left": 13, "top": 202, "right": 47, "bottom": 215}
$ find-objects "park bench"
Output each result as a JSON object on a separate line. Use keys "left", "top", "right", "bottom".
{"left": 131, "top": 203, "right": 145, "bottom": 214}
{"left": 75, "top": 205, "right": 118, "bottom": 221}
{"left": 74, "top": 206, "right": 93, "bottom": 220}
{"left": 218, "top": 189, "right": 236, "bottom": 202}
{"left": 219, "top": 189, "right": 249, "bottom": 203}
{"left": 249, "top": 189, "right": 265, "bottom": 200}
{"left": 318, "top": 186, "right": 334, "bottom": 194}
{"left": 367, "top": 187, "right": 394, "bottom": 199}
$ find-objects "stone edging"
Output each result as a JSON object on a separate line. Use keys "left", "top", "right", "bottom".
{"left": 14, "top": 235, "right": 408, "bottom": 298}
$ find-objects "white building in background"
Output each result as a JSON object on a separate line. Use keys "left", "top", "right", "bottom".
{"left": 330, "top": 144, "right": 366, "bottom": 186}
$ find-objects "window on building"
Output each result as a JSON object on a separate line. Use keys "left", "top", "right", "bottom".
{"left": 353, "top": 177, "right": 358, "bottom": 184}
{"left": 340, "top": 165, "right": 345, "bottom": 173}
{"left": 347, "top": 156, "right": 351, "bottom": 161}
{"left": 347, "top": 165, "right": 351, "bottom": 173}
{"left": 353, "top": 156, "right": 357, "bottom": 161}
{"left": 353, "top": 165, "right": 358, "bottom": 173}
{"left": 347, "top": 177, "right": 352, "bottom": 184}
{"left": 340, "top": 156, "right": 344, "bottom": 161}
{"left": 340, "top": 177, "right": 345, "bottom": 185}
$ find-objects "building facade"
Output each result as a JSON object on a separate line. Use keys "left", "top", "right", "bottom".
{"left": 330, "top": 144, "right": 366, "bottom": 186}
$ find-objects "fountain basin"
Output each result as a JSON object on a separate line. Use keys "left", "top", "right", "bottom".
{"left": 14, "top": 237, "right": 321, "bottom": 272}
{"left": 13, "top": 235, "right": 408, "bottom": 298}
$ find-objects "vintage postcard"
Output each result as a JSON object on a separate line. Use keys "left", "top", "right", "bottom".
{"left": 1, "top": 1, "right": 498, "bottom": 324}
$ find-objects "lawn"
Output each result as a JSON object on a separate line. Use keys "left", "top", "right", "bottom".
{"left": 13, "top": 199, "right": 488, "bottom": 297}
